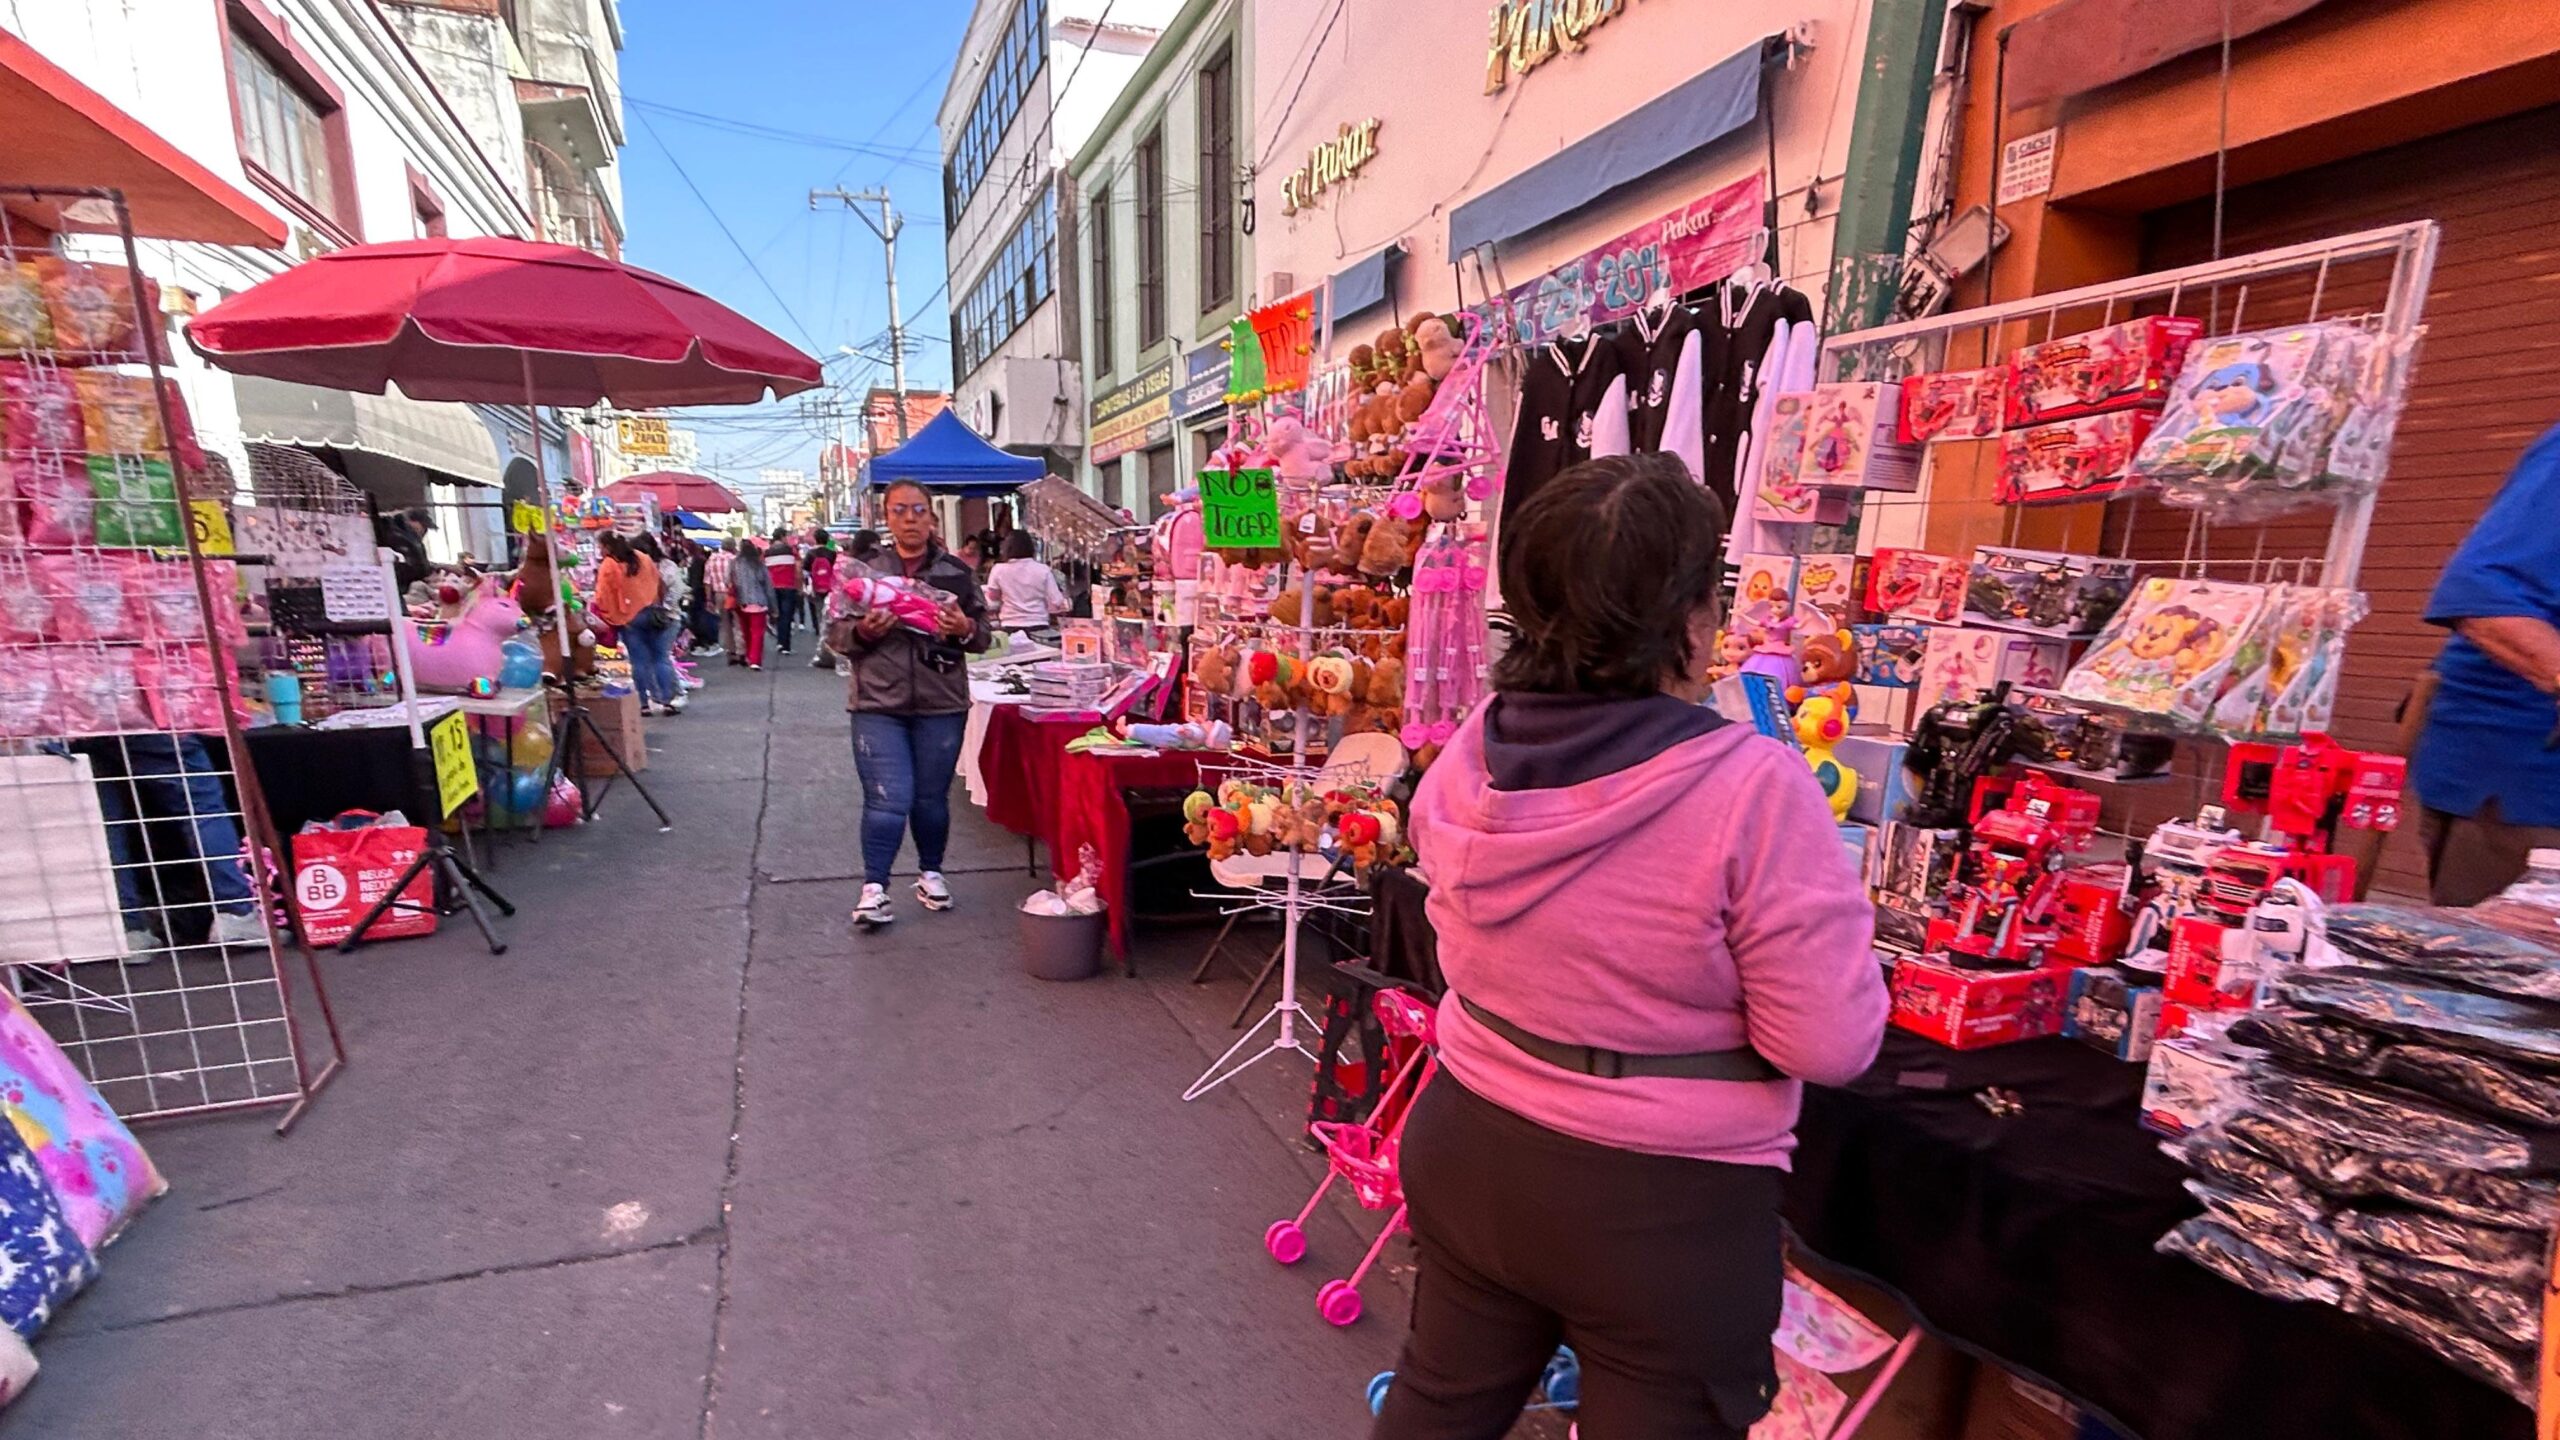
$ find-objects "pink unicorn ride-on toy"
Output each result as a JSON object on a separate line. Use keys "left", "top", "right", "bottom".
{"left": 1265, "top": 990, "right": 1438, "bottom": 1326}
{"left": 403, "top": 577, "right": 529, "bottom": 694}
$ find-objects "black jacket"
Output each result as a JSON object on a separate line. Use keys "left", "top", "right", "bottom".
{"left": 838, "top": 542, "right": 990, "bottom": 715}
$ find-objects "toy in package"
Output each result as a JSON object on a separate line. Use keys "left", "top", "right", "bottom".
{"left": 37, "top": 257, "right": 138, "bottom": 354}
{"left": 1752, "top": 395, "right": 1841, "bottom": 523}
{"left": 51, "top": 644, "right": 149, "bottom": 735}
{"left": 2061, "top": 576, "right": 2274, "bottom": 727}
{"left": 2006, "top": 315, "right": 2205, "bottom": 426}
{"left": 837, "top": 575, "right": 959, "bottom": 637}
{"left": 135, "top": 643, "right": 229, "bottom": 732}
{"left": 1889, "top": 957, "right": 2073, "bottom": 1050}
{"left": 2204, "top": 585, "right": 2365, "bottom": 737}
{"left": 1793, "top": 383, "right": 1922, "bottom": 491}
{"left": 2066, "top": 965, "right": 2163, "bottom": 1062}
{"left": 1849, "top": 622, "right": 1926, "bottom": 688}
{"left": 1913, "top": 625, "right": 2065, "bottom": 718}
{"left": 1963, "top": 546, "right": 2136, "bottom": 637}
{"left": 1792, "top": 553, "right": 1856, "bottom": 622}
{"left": 1997, "top": 412, "right": 2155, "bottom": 505}
{"left": 3, "top": 363, "right": 82, "bottom": 456}
{"left": 1735, "top": 553, "right": 1798, "bottom": 626}
{"left": 1864, "top": 547, "right": 1967, "bottom": 623}
{"left": 32, "top": 550, "right": 136, "bottom": 642}
{"left": 2131, "top": 322, "right": 2402, "bottom": 512}
{"left": 75, "top": 371, "right": 164, "bottom": 455}
{"left": 88, "top": 455, "right": 181, "bottom": 548}
{"left": 1896, "top": 368, "right": 2006, "bottom": 444}
{"left": 0, "top": 262, "right": 50, "bottom": 352}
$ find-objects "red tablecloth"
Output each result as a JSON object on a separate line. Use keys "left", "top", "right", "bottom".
{"left": 978, "top": 708, "right": 1206, "bottom": 957}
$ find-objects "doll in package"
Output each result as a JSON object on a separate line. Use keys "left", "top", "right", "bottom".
{"left": 2062, "top": 576, "right": 2275, "bottom": 727}
{"left": 2132, "top": 322, "right": 2405, "bottom": 514}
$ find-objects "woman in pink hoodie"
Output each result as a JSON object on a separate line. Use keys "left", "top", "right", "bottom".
{"left": 1374, "top": 454, "right": 1888, "bottom": 1440}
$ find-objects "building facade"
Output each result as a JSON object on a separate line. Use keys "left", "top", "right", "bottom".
{"left": 1069, "top": 0, "right": 1249, "bottom": 517}
{"left": 6, "top": 0, "right": 627, "bottom": 562}
{"left": 937, "top": 0, "right": 1183, "bottom": 475}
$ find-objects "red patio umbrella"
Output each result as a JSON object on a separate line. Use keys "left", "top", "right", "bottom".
{"left": 603, "top": 471, "right": 747, "bottom": 514}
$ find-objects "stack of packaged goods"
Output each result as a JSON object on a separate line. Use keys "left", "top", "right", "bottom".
{"left": 1025, "top": 659, "right": 1116, "bottom": 716}
{"left": 2153, "top": 900, "right": 2560, "bottom": 1403}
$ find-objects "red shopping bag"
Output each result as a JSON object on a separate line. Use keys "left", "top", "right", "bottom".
{"left": 290, "top": 812, "right": 436, "bottom": 946}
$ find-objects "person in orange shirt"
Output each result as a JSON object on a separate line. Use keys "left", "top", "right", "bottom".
{"left": 594, "top": 532, "right": 684, "bottom": 714}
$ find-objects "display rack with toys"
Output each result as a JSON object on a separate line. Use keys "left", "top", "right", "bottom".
{"left": 1963, "top": 546, "right": 2136, "bottom": 638}
{"left": 1180, "top": 770, "right": 1409, "bottom": 876}
{"left": 2004, "top": 315, "right": 2205, "bottom": 427}
{"left": 1996, "top": 411, "right": 2156, "bottom": 505}
{"left": 1896, "top": 367, "right": 2007, "bottom": 443}
{"left": 1865, "top": 548, "right": 1968, "bottom": 623}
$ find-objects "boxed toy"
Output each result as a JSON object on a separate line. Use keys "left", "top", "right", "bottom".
{"left": 1753, "top": 395, "right": 1849, "bottom": 524}
{"left": 1997, "top": 412, "right": 2155, "bottom": 505}
{"left": 1877, "top": 820, "right": 1961, "bottom": 901}
{"left": 2061, "top": 576, "right": 2278, "bottom": 727}
{"left": 1836, "top": 734, "right": 1914, "bottom": 827}
{"left": 1872, "top": 889, "right": 1933, "bottom": 955}
{"left": 2049, "top": 862, "right": 2135, "bottom": 964}
{"left": 1850, "top": 622, "right": 1927, "bottom": 688}
{"left": 2164, "top": 915, "right": 2254, "bottom": 1011}
{"left": 2011, "top": 691, "right": 2177, "bottom": 781}
{"left": 1735, "top": 553, "right": 1798, "bottom": 626}
{"left": 1896, "top": 367, "right": 2006, "bottom": 444}
{"left": 1866, "top": 548, "right": 1967, "bottom": 623}
{"left": 2064, "top": 966, "right": 2161, "bottom": 1062}
{"left": 2139, "top": 1034, "right": 2248, "bottom": 1137}
{"left": 1963, "top": 546, "right": 2137, "bottom": 638}
{"left": 1914, "top": 626, "right": 2068, "bottom": 719}
{"left": 1889, "top": 958, "right": 2073, "bottom": 1051}
{"left": 1838, "top": 822, "right": 1876, "bottom": 877}
{"left": 2005, "top": 315, "right": 2205, "bottom": 426}
{"left": 1793, "top": 553, "right": 1857, "bottom": 622}
{"left": 1794, "top": 382, "right": 1924, "bottom": 492}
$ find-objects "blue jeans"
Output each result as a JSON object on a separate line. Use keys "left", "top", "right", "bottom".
{"left": 622, "top": 609, "right": 680, "bottom": 707}
{"left": 850, "top": 711, "right": 967, "bottom": 885}
{"left": 772, "top": 588, "right": 802, "bottom": 652}
{"left": 86, "top": 734, "right": 254, "bottom": 930}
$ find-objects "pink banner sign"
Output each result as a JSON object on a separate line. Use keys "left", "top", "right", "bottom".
{"left": 1495, "top": 172, "right": 1767, "bottom": 348}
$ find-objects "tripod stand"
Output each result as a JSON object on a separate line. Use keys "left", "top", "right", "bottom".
{"left": 547, "top": 677, "right": 672, "bottom": 831}
{"left": 337, "top": 751, "right": 516, "bottom": 955}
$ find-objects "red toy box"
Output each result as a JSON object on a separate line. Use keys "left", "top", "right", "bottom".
{"left": 1889, "top": 958, "right": 2074, "bottom": 1050}
{"left": 2006, "top": 315, "right": 2206, "bottom": 426}
{"left": 1865, "top": 547, "right": 1968, "bottom": 623}
{"left": 2164, "top": 915, "right": 2254, "bottom": 1011}
{"left": 1897, "top": 368, "right": 2007, "bottom": 444}
{"left": 1997, "top": 412, "right": 2155, "bottom": 505}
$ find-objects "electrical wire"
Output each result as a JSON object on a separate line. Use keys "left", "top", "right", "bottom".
{"left": 634, "top": 108, "right": 823, "bottom": 353}
{"left": 626, "top": 95, "right": 945, "bottom": 164}
{"left": 1254, "top": 0, "right": 1348, "bottom": 169}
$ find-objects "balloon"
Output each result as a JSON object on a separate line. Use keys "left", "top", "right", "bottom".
{"left": 498, "top": 640, "right": 543, "bottom": 690}
{"left": 509, "top": 719, "right": 555, "bottom": 769}
{"left": 543, "top": 776, "right": 584, "bottom": 828}
{"left": 507, "top": 768, "right": 548, "bottom": 813}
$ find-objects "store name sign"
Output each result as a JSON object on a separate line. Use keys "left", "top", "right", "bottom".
{"left": 1280, "top": 119, "right": 1381, "bottom": 216}
{"left": 1486, "top": 0, "right": 1631, "bottom": 93}
{"left": 1089, "top": 356, "right": 1175, "bottom": 464}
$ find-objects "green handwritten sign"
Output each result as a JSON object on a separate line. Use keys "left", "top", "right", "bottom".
{"left": 1200, "top": 467, "right": 1280, "bottom": 550}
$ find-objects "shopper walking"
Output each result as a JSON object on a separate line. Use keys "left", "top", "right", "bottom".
{"left": 2412, "top": 420, "right": 2560, "bottom": 904}
{"left": 1370, "top": 454, "right": 1886, "bottom": 1440}
{"left": 707, "top": 539, "right": 742, "bottom": 664}
{"left": 985, "top": 531, "right": 1071, "bottom": 636}
{"left": 729, "top": 540, "right": 774, "bottom": 670}
{"left": 594, "top": 533, "right": 684, "bottom": 715}
{"left": 832, "top": 479, "right": 988, "bottom": 930}
{"left": 806, "top": 530, "right": 841, "bottom": 669}
{"left": 683, "top": 537, "right": 720, "bottom": 655}
{"left": 766, "top": 528, "right": 803, "bottom": 656}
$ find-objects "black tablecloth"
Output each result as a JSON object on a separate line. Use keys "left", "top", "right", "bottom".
{"left": 1366, "top": 867, "right": 1443, "bottom": 995}
{"left": 1785, "top": 1032, "right": 2530, "bottom": 1440}
{"left": 243, "top": 724, "right": 426, "bottom": 844}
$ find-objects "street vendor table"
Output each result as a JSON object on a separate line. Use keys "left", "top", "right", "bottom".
{"left": 977, "top": 706, "right": 1205, "bottom": 961}
{"left": 1784, "top": 1031, "right": 2528, "bottom": 1440}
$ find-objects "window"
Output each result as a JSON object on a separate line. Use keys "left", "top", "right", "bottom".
{"left": 408, "top": 166, "right": 447, "bottom": 239}
{"left": 944, "top": 0, "right": 1047, "bottom": 223}
{"left": 227, "top": 10, "right": 350, "bottom": 234}
{"left": 1196, "top": 46, "right": 1236, "bottom": 313}
{"left": 1135, "top": 128, "right": 1166, "bottom": 348}
{"left": 950, "top": 185, "right": 1056, "bottom": 380}
{"left": 1088, "top": 186, "right": 1115, "bottom": 377}
{"left": 1143, "top": 443, "right": 1177, "bottom": 520}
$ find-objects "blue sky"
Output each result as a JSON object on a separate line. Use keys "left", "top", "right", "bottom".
{"left": 616, "top": 0, "right": 970, "bottom": 492}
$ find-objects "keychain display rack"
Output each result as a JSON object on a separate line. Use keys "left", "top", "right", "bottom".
{"left": 0, "top": 187, "right": 345, "bottom": 1130}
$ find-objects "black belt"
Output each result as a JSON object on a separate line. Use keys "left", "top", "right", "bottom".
{"left": 1459, "top": 996, "right": 1784, "bottom": 1082}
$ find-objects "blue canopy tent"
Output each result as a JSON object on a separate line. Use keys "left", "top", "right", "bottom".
{"left": 864, "top": 409, "right": 1045, "bottom": 497}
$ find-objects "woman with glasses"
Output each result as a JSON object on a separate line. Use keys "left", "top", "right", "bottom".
{"left": 831, "top": 479, "right": 990, "bottom": 929}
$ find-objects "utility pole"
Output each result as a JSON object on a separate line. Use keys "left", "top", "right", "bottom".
{"left": 809, "top": 186, "right": 911, "bottom": 445}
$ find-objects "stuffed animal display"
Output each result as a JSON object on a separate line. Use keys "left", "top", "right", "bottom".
{"left": 1182, "top": 777, "right": 1408, "bottom": 873}
{"left": 402, "top": 576, "right": 529, "bottom": 693}
{"left": 1343, "top": 315, "right": 1466, "bottom": 481}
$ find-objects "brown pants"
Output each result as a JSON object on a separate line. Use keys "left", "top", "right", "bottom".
{"left": 2421, "top": 800, "right": 2560, "bottom": 906}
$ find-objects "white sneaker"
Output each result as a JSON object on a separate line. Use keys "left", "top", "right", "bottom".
{"left": 914, "top": 872, "right": 955, "bottom": 912}
{"left": 695, "top": 645, "right": 724, "bottom": 658}
{"left": 209, "top": 910, "right": 268, "bottom": 948}
{"left": 834, "top": 660, "right": 852, "bottom": 677}
{"left": 665, "top": 694, "right": 689, "bottom": 714}
{"left": 123, "top": 926, "right": 161, "bottom": 954}
{"left": 684, "top": 675, "right": 706, "bottom": 691}
{"left": 852, "top": 884, "right": 895, "bottom": 929}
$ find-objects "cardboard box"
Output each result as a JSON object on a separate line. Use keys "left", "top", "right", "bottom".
{"left": 1914, "top": 627, "right": 2069, "bottom": 718}
{"left": 1753, "top": 396, "right": 1852, "bottom": 523}
{"left": 1851, "top": 622, "right": 1928, "bottom": 688}
{"left": 549, "top": 689, "right": 648, "bottom": 773}
{"left": 1997, "top": 412, "right": 2155, "bottom": 506}
{"left": 1898, "top": 367, "right": 2007, "bottom": 444}
{"left": 2048, "top": 864, "right": 2134, "bottom": 964}
{"left": 1736, "top": 552, "right": 1799, "bottom": 624}
{"left": 1963, "top": 546, "right": 2138, "bottom": 638}
{"left": 1867, "top": 549, "right": 1969, "bottom": 623}
{"left": 1962, "top": 1365, "right": 2092, "bottom": 1440}
{"left": 1890, "top": 958, "right": 2074, "bottom": 1050}
{"left": 1838, "top": 821, "right": 1877, "bottom": 877}
{"left": 2164, "top": 915, "right": 2254, "bottom": 1010}
{"left": 1872, "top": 891, "right": 1934, "bottom": 956}
{"left": 1878, "top": 820, "right": 1961, "bottom": 901}
{"left": 1793, "top": 382, "right": 1925, "bottom": 491}
{"left": 2140, "top": 1034, "right": 2248, "bottom": 1137}
{"left": 1837, "top": 734, "right": 1914, "bottom": 826}
{"left": 2005, "top": 314, "right": 2206, "bottom": 426}
{"left": 2064, "top": 966, "right": 2161, "bottom": 1062}
{"left": 1794, "top": 552, "right": 1858, "bottom": 622}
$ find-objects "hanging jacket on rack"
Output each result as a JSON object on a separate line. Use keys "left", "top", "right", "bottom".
{"left": 1701, "top": 280, "right": 1814, "bottom": 515}
{"left": 1500, "top": 332, "right": 1626, "bottom": 535}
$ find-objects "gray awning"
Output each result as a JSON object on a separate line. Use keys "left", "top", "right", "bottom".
{"left": 1449, "top": 39, "right": 1769, "bottom": 257}
{"left": 1325, "top": 242, "right": 1406, "bottom": 327}
{"left": 231, "top": 375, "right": 504, "bottom": 486}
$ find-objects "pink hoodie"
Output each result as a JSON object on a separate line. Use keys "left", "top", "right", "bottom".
{"left": 1410, "top": 705, "right": 1888, "bottom": 1168}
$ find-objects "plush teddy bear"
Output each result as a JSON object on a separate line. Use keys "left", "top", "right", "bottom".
{"left": 1395, "top": 374, "right": 1437, "bottom": 434}
{"left": 1796, "top": 626, "right": 1862, "bottom": 688}
{"left": 1333, "top": 585, "right": 1378, "bottom": 630}
{"left": 1347, "top": 343, "right": 1378, "bottom": 388}
{"left": 1329, "top": 513, "right": 1374, "bottom": 576}
{"left": 1307, "top": 654, "right": 1357, "bottom": 717}
{"left": 1365, "top": 655, "right": 1406, "bottom": 714}
{"left": 1373, "top": 325, "right": 1412, "bottom": 382}
{"left": 1418, "top": 469, "right": 1467, "bottom": 523}
{"left": 1191, "top": 644, "right": 1237, "bottom": 700}
{"left": 1269, "top": 583, "right": 1333, "bottom": 628}
{"left": 1381, "top": 593, "right": 1412, "bottom": 629}
{"left": 1412, "top": 314, "right": 1462, "bottom": 381}
{"left": 1358, "top": 511, "right": 1424, "bottom": 578}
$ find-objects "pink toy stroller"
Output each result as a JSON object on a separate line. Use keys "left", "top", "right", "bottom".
{"left": 1263, "top": 990, "right": 1438, "bottom": 1326}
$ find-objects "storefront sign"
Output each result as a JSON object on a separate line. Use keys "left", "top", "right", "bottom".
{"left": 1281, "top": 119, "right": 1381, "bottom": 215}
{"left": 1998, "top": 129, "right": 2059, "bottom": 206}
{"left": 1088, "top": 357, "right": 1175, "bottom": 464}
{"left": 1486, "top": 0, "right": 1631, "bottom": 93}
{"left": 429, "top": 710, "right": 479, "bottom": 818}
{"left": 1493, "top": 172, "right": 1767, "bottom": 348}
{"left": 1175, "top": 346, "right": 1232, "bottom": 420}
{"left": 616, "top": 415, "right": 671, "bottom": 457}
{"left": 1199, "top": 467, "right": 1280, "bottom": 550}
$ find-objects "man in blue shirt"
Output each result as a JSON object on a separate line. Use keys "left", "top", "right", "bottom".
{"left": 2413, "top": 423, "right": 2560, "bottom": 905}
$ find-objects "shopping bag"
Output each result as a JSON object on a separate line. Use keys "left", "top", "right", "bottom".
{"left": 289, "top": 811, "right": 435, "bottom": 946}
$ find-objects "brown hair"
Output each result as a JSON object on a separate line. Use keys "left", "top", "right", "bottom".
{"left": 1493, "top": 453, "right": 1729, "bottom": 697}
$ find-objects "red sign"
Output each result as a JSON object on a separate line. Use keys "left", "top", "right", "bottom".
{"left": 1496, "top": 172, "right": 1767, "bottom": 348}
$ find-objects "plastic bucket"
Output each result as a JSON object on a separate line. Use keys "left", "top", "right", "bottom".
{"left": 1016, "top": 908, "right": 1106, "bottom": 981}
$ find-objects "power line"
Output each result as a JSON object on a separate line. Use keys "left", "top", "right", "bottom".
{"left": 626, "top": 96, "right": 944, "bottom": 168}
{"left": 634, "top": 108, "right": 823, "bottom": 353}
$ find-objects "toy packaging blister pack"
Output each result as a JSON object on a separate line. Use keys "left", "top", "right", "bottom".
{"left": 1792, "top": 382, "right": 1923, "bottom": 492}
{"left": 2005, "top": 315, "right": 2205, "bottom": 426}
{"left": 1865, "top": 547, "right": 1968, "bottom": 623}
{"left": 1896, "top": 367, "right": 2006, "bottom": 443}
{"left": 2204, "top": 585, "right": 2366, "bottom": 737}
{"left": 1962, "top": 546, "right": 2137, "bottom": 638}
{"left": 1735, "top": 553, "right": 1798, "bottom": 626}
{"left": 1997, "top": 411, "right": 2155, "bottom": 505}
{"left": 2061, "top": 576, "right": 2276, "bottom": 727}
{"left": 2131, "top": 322, "right": 2408, "bottom": 515}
